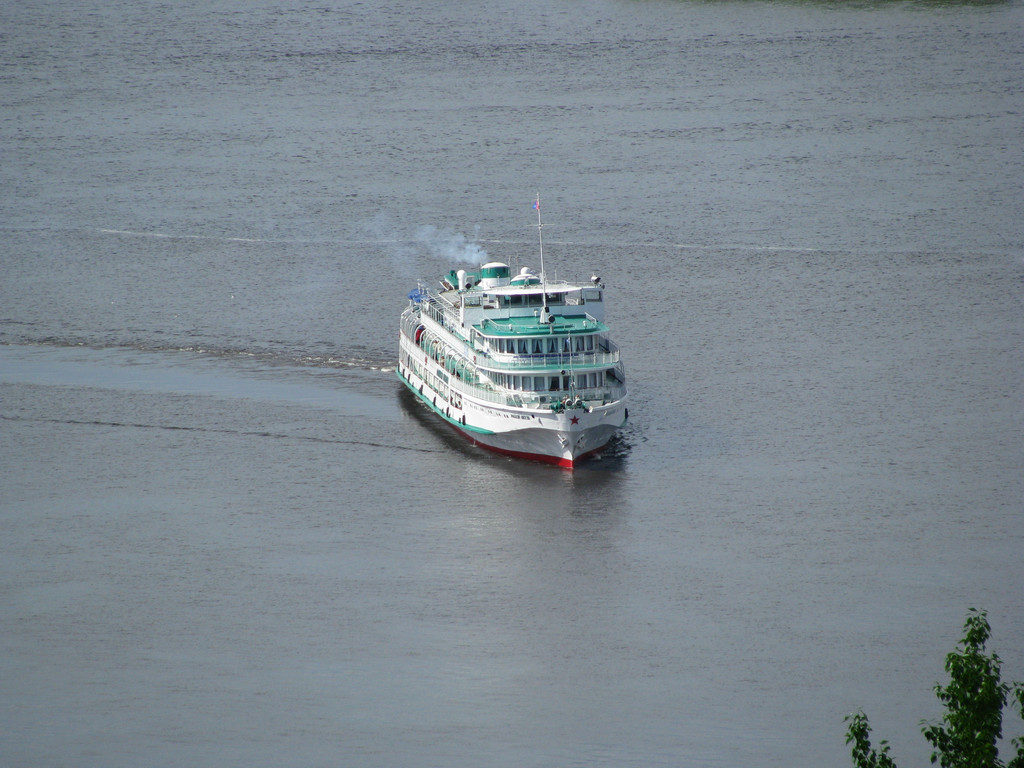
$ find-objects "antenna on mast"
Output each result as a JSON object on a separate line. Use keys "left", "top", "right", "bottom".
{"left": 535, "top": 193, "right": 553, "bottom": 325}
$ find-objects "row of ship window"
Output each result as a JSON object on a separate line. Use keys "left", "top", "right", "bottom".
{"left": 486, "top": 334, "right": 600, "bottom": 355}
{"left": 491, "top": 371, "right": 607, "bottom": 392}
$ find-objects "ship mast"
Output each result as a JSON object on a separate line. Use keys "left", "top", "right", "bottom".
{"left": 535, "top": 193, "right": 553, "bottom": 325}
{"left": 535, "top": 192, "right": 545, "bottom": 283}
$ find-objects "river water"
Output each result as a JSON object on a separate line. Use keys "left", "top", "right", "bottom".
{"left": 2, "top": 1, "right": 1022, "bottom": 766}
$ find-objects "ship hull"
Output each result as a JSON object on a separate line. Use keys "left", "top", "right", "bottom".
{"left": 397, "top": 365, "right": 625, "bottom": 468}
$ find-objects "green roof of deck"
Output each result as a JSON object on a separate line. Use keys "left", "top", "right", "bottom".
{"left": 475, "top": 314, "right": 606, "bottom": 337}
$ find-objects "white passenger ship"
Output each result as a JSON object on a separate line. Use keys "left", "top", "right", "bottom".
{"left": 397, "top": 201, "right": 627, "bottom": 468}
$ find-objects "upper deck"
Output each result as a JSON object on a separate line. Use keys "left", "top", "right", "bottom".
{"left": 476, "top": 313, "right": 606, "bottom": 337}
{"left": 419, "top": 261, "right": 608, "bottom": 340}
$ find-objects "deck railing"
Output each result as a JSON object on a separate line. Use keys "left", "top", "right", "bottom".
{"left": 422, "top": 296, "right": 461, "bottom": 337}
{"left": 478, "top": 311, "right": 603, "bottom": 334}
{"left": 478, "top": 344, "right": 620, "bottom": 371}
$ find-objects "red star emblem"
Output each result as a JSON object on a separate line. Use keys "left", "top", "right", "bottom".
{"left": 570, "top": 415, "right": 579, "bottom": 425}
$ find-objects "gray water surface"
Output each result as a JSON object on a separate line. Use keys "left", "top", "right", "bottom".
{"left": 2, "top": 1, "right": 1022, "bottom": 766}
